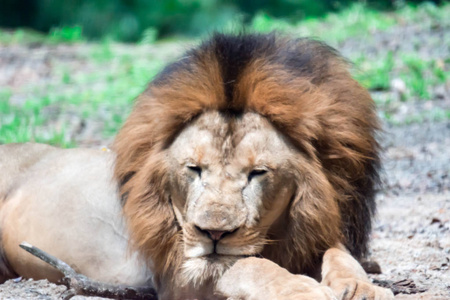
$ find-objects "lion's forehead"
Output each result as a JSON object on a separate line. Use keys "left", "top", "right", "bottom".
{"left": 170, "top": 111, "right": 294, "bottom": 170}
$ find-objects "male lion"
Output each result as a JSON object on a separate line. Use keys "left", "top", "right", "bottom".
{"left": 113, "top": 33, "right": 394, "bottom": 299}
{"left": 0, "top": 33, "right": 394, "bottom": 299}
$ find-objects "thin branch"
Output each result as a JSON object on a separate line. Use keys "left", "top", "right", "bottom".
{"left": 19, "top": 242, "right": 158, "bottom": 300}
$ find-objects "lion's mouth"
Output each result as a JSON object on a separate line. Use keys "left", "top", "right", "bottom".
{"left": 183, "top": 223, "right": 266, "bottom": 259}
{"left": 185, "top": 238, "right": 265, "bottom": 259}
{"left": 204, "top": 253, "right": 229, "bottom": 260}
{"left": 204, "top": 253, "right": 261, "bottom": 261}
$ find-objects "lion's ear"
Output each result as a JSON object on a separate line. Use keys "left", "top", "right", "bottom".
{"left": 121, "top": 149, "right": 181, "bottom": 276}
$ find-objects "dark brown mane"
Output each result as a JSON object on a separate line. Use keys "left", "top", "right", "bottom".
{"left": 113, "top": 32, "right": 380, "bottom": 281}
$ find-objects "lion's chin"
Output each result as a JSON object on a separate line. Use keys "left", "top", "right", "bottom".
{"left": 179, "top": 255, "right": 240, "bottom": 288}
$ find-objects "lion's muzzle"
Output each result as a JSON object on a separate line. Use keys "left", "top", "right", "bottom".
{"left": 194, "top": 226, "right": 238, "bottom": 243}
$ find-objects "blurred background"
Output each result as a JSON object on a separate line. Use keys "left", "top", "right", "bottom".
{"left": 0, "top": 0, "right": 448, "bottom": 148}
{"left": 0, "top": 0, "right": 444, "bottom": 42}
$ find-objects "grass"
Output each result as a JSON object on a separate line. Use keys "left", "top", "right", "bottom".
{"left": 0, "top": 41, "right": 172, "bottom": 146}
{"left": 0, "top": 91, "right": 75, "bottom": 147}
{"left": 250, "top": 3, "right": 396, "bottom": 45}
{"left": 0, "top": 26, "right": 84, "bottom": 45}
{"left": 1, "top": 2, "right": 449, "bottom": 147}
{"left": 353, "top": 52, "right": 394, "bottom": 92}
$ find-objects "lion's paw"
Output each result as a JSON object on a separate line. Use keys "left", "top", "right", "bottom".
{"left": 216, "top": 257, "right": 337, "bottom": 300}
{"left": 290, "top": 284, "right": 336, "bottom": 300}
{"left": 219, "top": 281, "right": 336, "bottom": 300}
{"left": 327, "top": 278, "right": 394, "bottom": 300}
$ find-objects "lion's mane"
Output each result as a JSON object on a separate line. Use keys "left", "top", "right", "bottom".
{"left": 113, "top": 33, "right": 380, "bottom": 285}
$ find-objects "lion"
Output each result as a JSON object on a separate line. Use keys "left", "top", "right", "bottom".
{"left": 0, "top": 32, "right": 394, "bottom": 299}
{"left": 0, "top": 143, "right": 151, "bottom": 286}
{"left": 113, "top": 33, "right": 394, "bottom": 299}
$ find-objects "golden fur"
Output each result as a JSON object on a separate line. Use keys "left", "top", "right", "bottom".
{"left": 0, "top": 143, "right": 152, "bottom": 286}
{"left": 113, "top": 33, "right": 381, "bottom": 298}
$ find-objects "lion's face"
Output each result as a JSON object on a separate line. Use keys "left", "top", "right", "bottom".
{"left": 167, "top": 111, "right": 298, "bottom": 282}
{"left": 115, "top": 33, "right": 379, "bottom": 297}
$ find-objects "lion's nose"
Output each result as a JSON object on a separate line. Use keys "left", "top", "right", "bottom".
{"left": 195, "top": 226, "right": 236, "bottom": 241}
{"left": 206, "top": 230, "right": 227, "bottom": 241}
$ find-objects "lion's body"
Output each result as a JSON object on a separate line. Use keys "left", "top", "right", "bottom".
{"left": 0, "top": 33, "right": 394, "bottom": 300}
{"left": 0, "top": 143, "right": 151, "bottom": 285}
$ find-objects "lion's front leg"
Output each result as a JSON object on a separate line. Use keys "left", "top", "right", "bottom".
{"left": 321, "top": 245, "right": 394, "bottom": 300}
{"left": 215, "top": 257, "right": 335, "bottom": 300}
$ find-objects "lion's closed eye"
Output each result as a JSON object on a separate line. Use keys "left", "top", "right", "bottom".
{"left": 248, "top": 168, "right": 268, "bottom": 182}
{"left": 187, "top": 164, "right": 202, "bottom": 177}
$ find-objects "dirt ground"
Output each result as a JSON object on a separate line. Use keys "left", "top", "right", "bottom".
{"left": 1, "top": 18, "right": 449, "bottom": 300}
{"left": 369, "top": 122, "right": 450, "bottom": 299}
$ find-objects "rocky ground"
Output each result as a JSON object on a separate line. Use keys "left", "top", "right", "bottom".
{"left": 0, "top": 7, "right": 449, "bottom": 300}
{"left": 337, "top": 11, "right": 450, "bottom": 299}
{"left": 369, "top": 122, "right": 450, "bottom": 299}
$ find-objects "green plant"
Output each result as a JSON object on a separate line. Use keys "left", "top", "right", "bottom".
{"left": 250, "top": 12, "right": 291, "bottom": 32}
{"left": 354, "top": 52, "right": 394, "bottom": 91}
{"left": 140, "top": 27, "right": 158, "bottom": 44}
{"left": 0, "top": 29, "right": 48, "bottom": 44}
{"left": 49, "top": 26, "right": 84, "bottom": 43}
{"left": 401, "top": 55, "right": 429, "bottom": 99}
{"left": 293, "top": 3, "right": 396, "bottom": 45}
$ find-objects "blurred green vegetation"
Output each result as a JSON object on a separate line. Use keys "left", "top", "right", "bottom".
{"left": 0, "top": 2, "right": 449, "bottom": 146}
{"left": 0, "top": 0, "right": 444, "bottom": 42}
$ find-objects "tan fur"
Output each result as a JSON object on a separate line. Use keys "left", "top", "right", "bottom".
{"left": 0, "top": 143, "right": 151, "bottom": 286}
{"left": 216, "top": 257, "right": 336, "bottom": 299}
{"left": 321, "top": 246, "right": 394, "bottom": 299}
